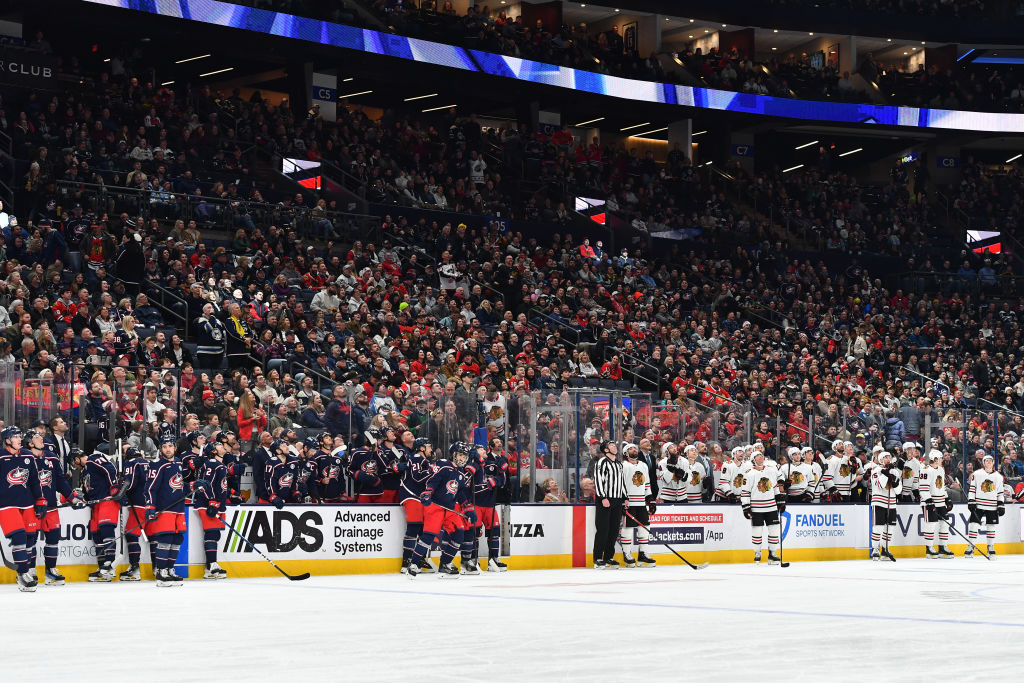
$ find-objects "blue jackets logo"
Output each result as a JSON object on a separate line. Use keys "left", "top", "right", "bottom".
{"left": 781, "top": 511, "right": 847, "bottom": 542}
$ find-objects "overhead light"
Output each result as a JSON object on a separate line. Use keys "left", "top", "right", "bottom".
{"left": 689, "top": 35, "right": 694, "bottom": 39}
{"left": 839, "top": 148, "right": 863, "bottom": 157}
{"left": 422, "top": 103, "right": 456, "bottom": 112}
{"left": 692, "top": 130, "right": 707, "bottom": 136}
{"left": 573, "top": 117, "right": 605, "bottom": 126}
{"left": 722, "top": 24, "right": 727, "bottom": 27}
{"left": 701, "top": 161, "right": 713, "bottom": 167}
{"left": 630, "top": 127, "right": 669, "bottom": 137}
{"left": 404, "top": 93, "right": 438, "bottom": 101}
{"left": 614, "top": 8, "right": 620, "bottom": 11}
{"left": 339, "top": 90, "right": 373, "bottom": 98}
{"left": 1007, "top": 154, "right": 1022, "bottom": 163}
{"left": 773, "top": 29, "right": 778, "bottom": 33}
{"left": 665, "top": 18, "right": 669, "bottom": 21}
{"left": 342, "top": 77, "right": 354, "bottom": 82}
{"left": 794, "top": 140, "right": 818, "bottom": 149}
{"left": 580, "top": 3, "right": 585, "bottom": 6}
{"left": 198, "top": 67, "right": 233, "bottom": 77}
{"left": 175, "top": 54, "right": 211, "bottom": 64}
{"left": 771, "top": 47, "right": 777, "bottom": 51}
{"left": 161, "top": 80, "right": 175, "bottom": 86}
{"left": 689, "top": 18, "right": 694, "bottom": 22}
{"left": 620, "top": 122, "right": 651, "bottom": 131}
{"left": 103, "top": 58, "right": 110, "bottom": 63}
{"left": 704, "top": 29, "right": 709, "bottom": 33}
{"left": 783, "top": 164, "right": 804, "bottom": 173}
{"left": 903, "top": 52, "right": 909, "bottom": 55}
{"left": 887, "top": 38, "right": 892, "bottom": 42}
{"left": 921, "top": 41, "right": 926, "bottom": 45}
{"left": 809, "top": 32, "right": 814, "bottom": 36}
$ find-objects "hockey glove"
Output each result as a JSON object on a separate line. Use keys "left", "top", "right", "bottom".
{"left": 145, "top": 507, "right": 158, "bottom": 522}
{"left": 998, "top": 503, "right": 1006, "bottom": 517}
{"left": 646, "top": 496, "right": 657, "bottom": 514}
{"left": 463, "top": 506, "right": 478, "bottom": 526}
{"left": 775, "top": 495, "right": 786, "bottom": 514}
{"left": 801, "top": 492, "right": 814, "bottom": 503}
{"left": 270, "top": 496, "right": 285, "bottom": 510}
{"left": 70, "top": 492, "right": 86, "bottom": 510}
{"left": 486, "top": 477, "right": 497, "bottom": 490}
{"left": 925, "top": 503, "right": 935, "bottom": 517}
{"left": 945, "top": 501, "right": 954, "bottom": 515}
{"left": 34, "top": 499, "right": 47, "bottom": 519}
{"left": 742, "top": 505, "right": 752, "bottom": 520}
{"left": 420, "top": 491, "right": 432, "bottom": 506}
{"left": 205, "top": 502, "right": 220, "bottom": 519}
{"left": 108, "top": 486, "right": 120, "bottom": 500}
{"left": 968, "top": 503, "right": 977, "bottom": 515}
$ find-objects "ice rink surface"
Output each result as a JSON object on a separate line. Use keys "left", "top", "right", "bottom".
{"left": 5, "top": 556, "right": 1024, "bottom": 682}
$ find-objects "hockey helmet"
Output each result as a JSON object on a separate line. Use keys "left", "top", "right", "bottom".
{"left": 927, "top": 449, "right": 944, "bottom": 464}
{"left": 303, "top": 435, "right": 321, "bottom": 450}
{"left": 181, "top": 453, "right": 202, "bottom": 482}
{"left": 124, "top": 446, "right": 143, "bottom": 461}
{"left": 203, "top": 443, "right": 222, "bottom": 459}
{"left": 185, "top": 430, "right": 205, "bottom": 449}
{"left": 1, "top": 426, "right": 23, "bottom": 445}
{"left": 413, "top": 437, "right": 431, "bottom": 453}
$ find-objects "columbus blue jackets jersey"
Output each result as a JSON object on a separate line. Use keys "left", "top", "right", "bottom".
{"left": 82, "top": 453, "right": 119, "bottom": 501}
{"left": 475, "top": 452, "right": 509, "bottom": 507}
{"left": 0, "top": 448, "right": 43, "bottom": 509}
{"left": 348, "top": 446, "right": 383, "bottom": 496}
{"left": 122, "top": 456, "right": 150, "bottom": 507}
{"left": 266, "top": 457, "right": 299, "bottom": 502}
{"left": 314, "top": 451, "right": 346, "bottom": 500}
{"left": 399, "top": 452, "right": 433, "bottom": 503}
{"left": 422, "top": 458, "right": 471, "bottom": 511}
{"left": 37, "top": 448, "right": 73, "bottom": 509}
{"left": 147, "top": 458, "right": 185, "bottom": 512}
{"left": 193, "top": 457, "right": 228, "bottom": 508}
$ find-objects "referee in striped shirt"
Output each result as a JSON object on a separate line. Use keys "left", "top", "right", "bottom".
{"left": 593, "top": 440, "right": 626, "bottom": 569}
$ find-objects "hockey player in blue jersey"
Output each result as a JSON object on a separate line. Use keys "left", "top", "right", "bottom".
{"left": 459, "top": 443, "right": 487, "bottom": 575}
{"left": 179, "top": 430, "right": 207, "bottom": 499}
{"left": 0, "top": 427, "right": 46, "bottom": 591}
{"left": 265, "top": 439, "right": 298, "bottom": 509}
{"left": 349, "top": 429, "right": 386, "bottom": 503}
{"left": 408, "top": 442, "right": 473, "bottom": 578}
{"left": 193, "top": 441, "right": 229, "bottom": 579}
{"left": 313, "top": 433, "right": 347, "bottom": 503}
{"left": 145, "top": 443, "right": 186, "bottom": 587}
{"left": 118, "top": 444, "right": 152, "bottom": 581}
{"left": 478, "top": 441, "right": 510, "bottom": 571}
{"left": 33, "top": 432, "right": 82, "bottom": 585}
{"left": 217, "top": 431, "right": 246, "bottom": 503}
{"left": 298, "top": 436, "right": 323, "bottom": 502}
{"left": 398, "top": 432, "right": 435, "bottom": 574}
{"left": 70, "top": 448, "right": 120, "bottom": 582}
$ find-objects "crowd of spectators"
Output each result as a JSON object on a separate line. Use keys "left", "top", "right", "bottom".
{"left": 4, "top": 32, "right": 1024, "bottom": 503}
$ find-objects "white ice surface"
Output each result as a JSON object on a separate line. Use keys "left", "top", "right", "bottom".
{"left": 4, "top": 557, "right": 1024, "bottom": 682}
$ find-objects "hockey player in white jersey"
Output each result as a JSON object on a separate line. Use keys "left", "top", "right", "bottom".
{"left": 619, "top": 444, "right": 656, "bottom": 567}
{"left": 682, "top": 444, "right": 706, "bottom": 503}
{"left": 869, "top": 451, "right": 901, "bottom": 561}
{"left": 899, "top": 441, "right": 921, "bottom": 502}
{"left": 656, "top": 442, "right": 686, "bottom": 502}
{"left": 716, "top": 447, "right": 744, "bottom": 502}
{"left": 920, "top": 450, "right": 953, "bottom": 558}
{"left": 783, "top": 447, "right": 815, "bottom": 502}
{"left": 966, "top": 454, "right": 1005, "bottom": 558}
{"left": 741, "top": 452, "right": 784, "bottom": 564}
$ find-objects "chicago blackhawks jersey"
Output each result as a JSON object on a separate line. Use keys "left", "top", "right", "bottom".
{"left": 968, "top": 470, "right": 1005, "bottom": 510}
{"left": 621, "top": 458, "right": 651, "bottom": 507}
{"left": 919, "top": 465, "right": 948, "bottom": 506}
{"left": 741, "top": 464, "right": 782, "bottom": 513}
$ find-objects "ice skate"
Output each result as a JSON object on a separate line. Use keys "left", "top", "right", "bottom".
{"left": 988, "top": 546, "right": 996, "bottom": 559}
{"left": 17, "top": 572, "right": 37, "bottom": 592}
{"left": 119, "top": 564, "right": 141, "bottom": 582}
{"left": 417, "top": 558, "right": 436, "bottom": 573}
{"left": 486, "top": 556, "right": 508, "bottom": 572}
{"left": 593, "top": 560, "right": 606, "bottom": 570}
{"left": 622, "top": 553, "right": 636, "bottom": 568}
{"left": 155, "top": 569, "right": 173, "bottom": 588}
{"left": 637, "top": 553, "right": 656, "bottom": 567}
{"left": 89, "top": 564, "right": 113, "bottom": 582}
{"left": 44, "top": 568, "right": 65, "bottom": 585}
{"left": 204, "top": 562, "right": 227, "bottom": 579}
{"left": 925, "top": 548, "right": 938, "bottom": 559}
{"left": 605, "top": 558, "right": 620, "bottom": 569}
{"left": 406, "top": 562, "right": 421, "bottom": 577}
{"left": 881, "top": 548, "right": 896, "bottom": 562}
{"left": 400, "top": 560, "right": 411, "bottom": 575}
{"left": 753, "top": 550, "right": 762, "bottom": 564}
{"left": 937, "top": 546, "right": 954, "bottom": 559}
{"left": 870, "top": 548, "right": 880, "bottom": 561}
{"left": 438, "top": 562, "right": 460, "bottom": 578}
{"left": 768, "top": 551, "right": 781, "bottom": 565}
{"left": 964, "top": 546, "right": 974, "bottom": 558}
{"left": 459, "top": 559, "right": 481, "bottom": 575}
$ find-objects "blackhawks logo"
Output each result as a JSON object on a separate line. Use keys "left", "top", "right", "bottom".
{"left": 981, "top": 480, "right": 995, "bottom": 493}
{"left": 903, "top": 466, "right": 913, "bottom": 479}
{"left": 632, "top": 471, "right": 646, "bottom": 486}
{"left": 690, "top": 470, "right": 702, "bottom": 485}
{"left": 733, "top": 474, "right": 746, "bottom": 489}
{"left": 790, "top": 471, "right": 804, "bottom": 485}
{"left": 935, "top": 476, "right": 944, "bottom": 489}
{"left": 756, "top": 477, "right": 772, "bottom": 493}
{"left": 839, "top": 464, "right": 851, "bottom": 477}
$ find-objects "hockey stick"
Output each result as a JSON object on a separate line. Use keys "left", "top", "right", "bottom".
{"left": 942, "top": 510, "right": 992, "bottom": 561}
{"left": 775, "top": 507, "right": 791, "bottom": 568}
{"left": 623, "top": 509, "right": 709, "bottom": 570}
{"left": 222, "top": 514, "right": 311, "bottom": 580}
{"left": 113, "top": 496, "right": 187, "bottom": 544}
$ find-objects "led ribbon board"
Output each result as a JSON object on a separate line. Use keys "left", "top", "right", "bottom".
{"left": 85, "top": 0, "right": 1024, "bottom": 133}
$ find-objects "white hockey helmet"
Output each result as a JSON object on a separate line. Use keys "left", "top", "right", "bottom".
{"left": 927, "top": 449, "right": 944, "bottom": 464}
{"left": 901, "top": 441, "right": 915, "bottom": 451}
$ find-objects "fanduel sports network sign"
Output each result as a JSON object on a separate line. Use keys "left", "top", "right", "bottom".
{"left": 0, "top": 49, "right": 58, "bottom": 87}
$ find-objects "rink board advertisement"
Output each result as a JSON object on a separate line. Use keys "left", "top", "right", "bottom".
{"left": 3, "top": 503, "right": 1023, "bottom": 582}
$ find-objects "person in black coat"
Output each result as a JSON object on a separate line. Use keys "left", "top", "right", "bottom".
{"left": 115, "top": 233, "right": 146, "bottom": 298}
